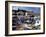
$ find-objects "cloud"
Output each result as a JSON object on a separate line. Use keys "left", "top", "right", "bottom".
{"left": 12, "top": 6, "right": 40, "bottom": 13}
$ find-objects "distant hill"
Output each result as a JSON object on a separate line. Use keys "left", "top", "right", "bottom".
{"left": 12, "top": 9, "right": 40, "bottom": 16}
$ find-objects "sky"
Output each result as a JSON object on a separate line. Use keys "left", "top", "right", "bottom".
{"left": 12, "top": 6, "right": 40, "bottom": 13}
